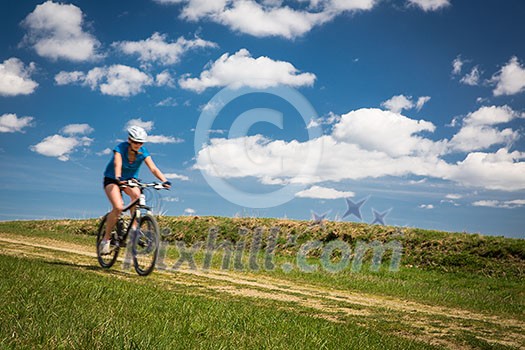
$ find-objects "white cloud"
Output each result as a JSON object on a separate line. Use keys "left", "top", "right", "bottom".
{"left": 419, "top": 204, "right": 434, "bottom": 209}
{"left": 194, "top": 106, "right": 525, "bottom": 192}
{"left": 155, "top": 70, "right": 175, "bottom": 87}
{"left": 332, "top": 108, "right": 444, "bottom": 157}
{"left": 0, "top": 58, "right": 38, "bottom": 96}
{"left": 446, "top": 148, "right": 525, "bottom": 191}
{"left": 409, "top": 178, "right": 427, "bottom": 184}
{"left": 179, "top": 48, "right": 316, "bottom": 92}
{"left": 314, "top": 136, "right": 452, "bottom": 183}
{"left": 213, "top": 1, "right": 331, "bottom": 39}
{"left": 156, "top": 97, "right": 178, "bottom": 107}
{"left": 61, "top": 123, "right": 94, "bottom": 135}
{"left": 31, "top": 123, "right": 94, "bottom": 161}
{"left": 306, "top": 119, "right": 320, "bottom": 129}
{"left": 445, "top": 194, "right": 462, "bottom": 200}
{"left": 407, "top": 0, "right": 450, "bottom": 11}
{"left": 461, "top": 105, "right": 519, "bottom": 126}
{"left": 449, "top": 126, "right": 517, "bottom": 153}
{"left": 381, "top": 95, "right": 414, "bottom": 113}
{"left": 476, "top": 97, "right": 489, "bottom": 104}
{"left": 307, "top": 112, "right": 340, "bottom": 129}
{"left": 452, "top": 55, "right": 463, "bottom": 75}
{"left": 460, "top": 66, "right": 481, "bottom": 86}
{"left": 415, "top": 96, "right": 431, "bottom": 111}
{"left": 147, "top": 135, "right": 184, "bottom": 144}
{"left": 195, "top": 132, "right": 452, "bottom": 187}
{"left": 197, "top": 133, "right": 525, "bottom": 191}
{"left": 199, "top": 100, "right": 226, "bottom": 114}
{"left": 184, "top": 208, "right": 196, "bottom": 215}
{"left": 165, "top": 173, "right": 190, "bottom": 181}
{"left": 449, "top": 105, "right": 521, "bottom": 153}
{"left": 97, "top": 148, "right": 112, "bottom": 156}
{"left": 381, "top": 94, "right": 430, "bottom": 113}
{"left": 441, "top": 199, "right": 460, "bottom": 206}
{"left": 0, "top": 113, "right": 34, "bottom": 133}
{"left": 472, "top": 200, "right": 498, "bottom": 208}
{"left": 159, "top": 0, "right": 376, "bottom": 39}
{"left": 88, "top": 65, "right": 153, "bottom": 96}
{"left": 21, "top": 1, "right": 101, "bottom": 61}
{"left": 55, "top": 71, "right": 85, "bottom": 85}
{"left": 195, "top": 134, "right": 294, "bottom": 179}
{"left": 260, "top": 176, "right": 286, "bottom": 185}
{"left": 326, "top": 0, "right": 376, "bottom": 12}
{"left": 125, "top": 118, "right": 154, "bottom": 132}
{"left": 295, "top": 185, "right": 355, "bottom": 199}
{"left": 123, "top": 118, "right": 182, "bottom": 143}
{"left": 113, "top": 32, "right": 217, "bottom": 65}
{"left": 472, "top": 199, "right": 525, "bottom": 209}
{"left": 31, "top": 134, "right": 92, "bottom": 161}
{"left": 56, "top": 65, "right": 154, "bottom": 97}
{"left": 177, "top": 0, "right": 230, "bottom": 20}
{"left": 491, "top": 56, "right": 525, "bottom": 96}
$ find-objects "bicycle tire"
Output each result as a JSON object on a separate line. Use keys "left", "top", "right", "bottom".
{"left": 96, "top": 214, "right": 120, "bottom": 268}
{"left": 131, "top": 213, "right": 160, "bottom": 276}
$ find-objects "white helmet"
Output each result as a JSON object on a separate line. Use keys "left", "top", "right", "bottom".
{"left": 128, "top": 125, "right": 147, "bottom": 143}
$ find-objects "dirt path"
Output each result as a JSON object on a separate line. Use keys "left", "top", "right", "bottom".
{"left": 0, "top": 233, "right": 523, "bottom": 349}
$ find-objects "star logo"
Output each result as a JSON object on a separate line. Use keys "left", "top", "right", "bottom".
{"left": 371, "top": 208, "right": 391, "bottom": 225}
{"left": 310, "top": 210, "right": 329, "bottom": 228}
{"left": 342, "top": 197, "right": 368, "bottom": 220}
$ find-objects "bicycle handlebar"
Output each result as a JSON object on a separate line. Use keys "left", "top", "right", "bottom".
{"left": 120, "top": 179, "right": 168, "bottom": 190}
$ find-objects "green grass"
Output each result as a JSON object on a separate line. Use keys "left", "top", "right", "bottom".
{"left": 0, "top": 219, "right": 97, "bottom": 246}
{"left": 3, "top": 216, "right": 523, "bottom": 277}
{"left": 0, "top": 254, "right": 437, "bottom": 350}
{"left": 1, "top": 218, "right": 524, "bottom": 349}
{"left": 1, "top": 217, "right": 524, "bottom": 320}
{"left": 152, "top": 245, "right": 525, "bottom": 319}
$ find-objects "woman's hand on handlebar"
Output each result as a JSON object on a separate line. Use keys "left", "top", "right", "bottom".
{"left": 118, "top": 177, "right": 138, "bottom": 186}
{"left": 117, "top": 176, "right": 127, "bottom": 185}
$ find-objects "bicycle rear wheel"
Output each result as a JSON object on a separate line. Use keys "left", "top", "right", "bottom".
{"left": 96, "top": 214, "right": 120, "bottom": 268}
{"left": 132, "top": 213, "right": 160, "bottom": 276}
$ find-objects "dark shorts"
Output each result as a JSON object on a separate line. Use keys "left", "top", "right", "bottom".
{"left": 103, "top": 177, "right": 121, "bottom": 188}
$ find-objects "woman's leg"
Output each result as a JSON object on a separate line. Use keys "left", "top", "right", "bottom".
{"left": 104, "top": 184, "right": 124, "bottom": 241}
{"left": 122, "top": 186, "right": 141, "bottom": 229}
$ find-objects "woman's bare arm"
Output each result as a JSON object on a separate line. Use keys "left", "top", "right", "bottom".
{"left": 114, "top": 151, "right": 123, "bottom": 179}
{"left": 144, "top": 156, "right": 169, "bottom": 186}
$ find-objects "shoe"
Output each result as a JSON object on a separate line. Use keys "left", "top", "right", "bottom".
{"left": 100, "top": 239, "right": 111, "bottom": 255}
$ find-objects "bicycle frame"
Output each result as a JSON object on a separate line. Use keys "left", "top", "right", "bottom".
{"left": 118, "top": 182, "right": 158, "bottom": 239}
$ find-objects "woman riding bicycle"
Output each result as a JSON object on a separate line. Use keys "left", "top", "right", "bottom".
{"left": 100, "top": 125, "right": 171, "bottom": 254}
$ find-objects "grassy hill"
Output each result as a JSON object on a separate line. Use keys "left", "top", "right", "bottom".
{"left": 1, "top": 216, "right": 524, "bottom": 349}
{"left": 3, "top": 216, "right": 523, "bottom": 277}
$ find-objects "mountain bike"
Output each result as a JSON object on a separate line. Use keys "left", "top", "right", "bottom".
{"left": 96, "top": 180, "right": 167, "bottom": 276}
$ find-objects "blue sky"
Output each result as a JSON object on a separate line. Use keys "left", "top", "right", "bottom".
{"left": 1, "top": 0, "right": 524, "bottom": 238}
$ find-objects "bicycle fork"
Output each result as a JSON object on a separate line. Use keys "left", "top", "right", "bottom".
{"left": 122, "top": 194, "right": 146, "bottom": 269}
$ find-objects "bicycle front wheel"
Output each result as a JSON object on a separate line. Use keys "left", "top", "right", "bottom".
{"left": 132, "top": 214, "right": 160, "bottom": 276}
{"left": 96, "top": 214, "right": 120, "bottom": 268}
